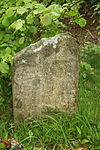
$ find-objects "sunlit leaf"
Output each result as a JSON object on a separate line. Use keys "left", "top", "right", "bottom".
{"left": 23, "top": 0, "right": 32, "bottom": 3}
{"left": 81, "top": 139, "right": 89, "bottom": 144}
{"left": 31, "top": 26, "right": 38, "bottom": 34}
{"left": 77, "top": 17, "right": 87, "bottom": 27}
{"left": 10, "top": 19, "right": 25, "bottom": 30}
{"left": 6, "top": 8, "right": 15, "bottom": 17}
{"left": 26, "top": 13, "right": 34, "bottom": 24}
{"left": 0, "top": 32, "right": 3, "bottom": 40}
{"left": 33, "top": 4, "right": 46, "bottom": 14}
{"left": 0, "top": 62, "right": 9, "bottom": 74}
{"left": 2, "top": 17, "right": 10, "bottom": 27}
{"left": 0, "top": 143, "right": 4, "bottom": 149}
{"left": 19, "top": 37, "right": 25, "bottom": 44}
{"left": 40, "top": 13, "right": 52, "bottom": 26}
{"left": 5, "top": 47, "right": 12, "bottom": 54}
{"left": 76, "top": 126, "right": 81, "bottom": 135}
{"left": 17, "top": 7, "right": 27, "bottom": 15}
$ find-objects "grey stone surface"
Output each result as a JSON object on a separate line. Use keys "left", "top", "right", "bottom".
{"left": 13, "top": 33, "right": 79, "bottom": 122}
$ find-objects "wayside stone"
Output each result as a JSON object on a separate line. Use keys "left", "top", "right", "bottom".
{"left": 13, "top": 33, "right": 79, "bottom": 122}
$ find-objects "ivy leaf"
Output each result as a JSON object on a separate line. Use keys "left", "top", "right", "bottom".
{"left": 6, "top": 8, "right": 15, "bottom": 17}
{"left": 77, "top": 17, "right": 87, "bottom": 27}
{"left": 0, "top": 62, "right": 9, "bottom": 74}
{"left": 17, "top": 7, "right": 27, "bottom": 15}
{"left": 40, "top": 13, "right": 52, "bottom": 26}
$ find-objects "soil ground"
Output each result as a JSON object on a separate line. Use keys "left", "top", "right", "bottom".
{"left": 62, "top": 4, "right": 100, "bottom": 45}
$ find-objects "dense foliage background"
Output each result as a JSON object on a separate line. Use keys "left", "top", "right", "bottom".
{"left": 0, "top": 0, "right": 100, "bottom": 149}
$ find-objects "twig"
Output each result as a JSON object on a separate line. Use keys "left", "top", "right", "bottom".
{"left": 86, "top": 29, "right": 95, "bottom": 39}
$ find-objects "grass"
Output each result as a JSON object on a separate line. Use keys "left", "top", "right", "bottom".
{"left": 0, "top": 43, "right": 100, "bottom": 150}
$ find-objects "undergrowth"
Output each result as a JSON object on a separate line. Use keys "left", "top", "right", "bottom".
{"left": 0, "top": 42, "right": 100, "bottom": 150}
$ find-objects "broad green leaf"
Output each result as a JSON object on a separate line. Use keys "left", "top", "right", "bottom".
{"left": 0, "top": 143, "right": 4, "bottom": 149}
{"left": 4, "top": 34, "right": 10, "bottom": 42}
{"left": 0, "top": 8, "right": 5, "bottom": 14}
{"left": 96, "top": 25, "right": 100, "bottom": 30}
{"left": 97, "top": 122, "right": 100, "bottom": 129}
{"left": 10, "top": 19, "right": 25, "bottom": 30}
{"left": 2, "top": 17, "right": 10, "bottom": 27}
{"left": 51, "top": 12, "right": 60, "bottom": 19}
{"left": 25, "top": 3, "right": 33, "bottom": 9}
{"left": 83, "top": 73, "right": 86, "bottom": 78}
{"left": 77, "top": 17, "right": 87, "bottom": 27}
{"left": 0, "top": 62, "right": 9, "bottom": 74}
{"left": 68, "top": 10, "right": 78, "bottom": 17}
{"left": 94, "top": 146, "right": 100, "bottom": 150}
{"left": 19, "top": 37, "right": 25, "bottom": 44}
{"left": 32, "top": 17, "right": 39, "bottom": 24}
{"left": 23, "top": 0, "right": 32, "bottom": 3}
{"left": 33, "top": 4, "right": 46, "bottom": 14}
{"left": 72, "top": 141, "right": 79, "bottom": 147}
{"left": 6, "top": 8, "right": 14, "bottom": 17}
{"left": 81, "top": 139, "right": 89, "bottom": 144}
{"left": 26, "top": 14, "right": 34, "bottom": 24}
{"left": 45, "top": 4, "right": 63, "bottom": 14}
{"left": 40, "top": 13, "right": 52, "bottom": 26}
{"left": 98, "top": 31, "right": 100, "bottom": 35}
{"left": 31, "top": 26, "right": 38, "bottom": 34}
{"left": 0, "top": 43, "right": 8, "bottom": 47}
{"left": 17, "top": 7, "right": 27, "bottom": 15}
{"left": 16, "top": 0, "right": 22, "bottom": 5}
{"left": 0, "top": 32, "right": 3, "bottom": 40}
{"left": 5, "top": 47, "right": 12, "bottom": 54}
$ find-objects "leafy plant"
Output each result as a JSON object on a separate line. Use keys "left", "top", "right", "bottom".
{"left": 80, "top": 42, "right": 100, "bottom": 79}
{"left": 62, "top": 0, "right": 87, "bottom": 27}
{"left": 92, "top": 2, "right": 100, "bottom": 34}
{"left": 80, "top": 62, "right": 94, "bottom": 79}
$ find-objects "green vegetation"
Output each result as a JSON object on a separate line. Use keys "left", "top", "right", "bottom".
{"left": 0, "top": 0, "right": 100, "bottom": 149}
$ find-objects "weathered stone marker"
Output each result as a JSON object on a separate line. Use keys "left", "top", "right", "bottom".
{"left": 13, "top": 33, "right": 79, "bottom": 122}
